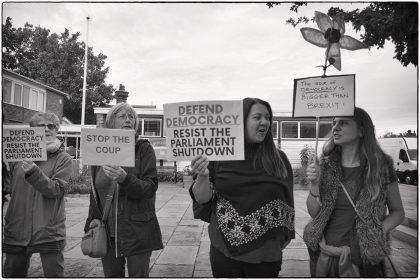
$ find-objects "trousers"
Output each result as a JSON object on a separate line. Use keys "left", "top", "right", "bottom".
{"left": 209, "top": 245, "right": 282, "bottom": 278}
{"left": 101, "top": 238, "right": 152, "bottom": 277}
{"left": 3, "top": 251, "right": 64, "bottom": 277}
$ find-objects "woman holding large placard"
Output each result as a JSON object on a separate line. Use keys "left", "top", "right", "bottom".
{"left": 84, "top": 103, "right": 163, "bottom": 277}
{"left": 189, "top": 97, "right": 295, "bottom": 277}
{"left": 304, "top": 107, "right": 405, "bottom": 277}
{"left": 3, "top": 112, "right": 73, "bottom": 277}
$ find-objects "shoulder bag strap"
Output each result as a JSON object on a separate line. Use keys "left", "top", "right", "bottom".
{"left": 339, "top": 181, "right": 400, "bottom": 276}
{"left": 101, "top": 184, "right": 116, "bottom": 222}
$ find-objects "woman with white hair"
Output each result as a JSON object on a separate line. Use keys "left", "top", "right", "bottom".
{"left": 84, "top": 102, "right": 163, "bottom": 277}
{"left": 3, "top": 111, "right": 73, "bottom": 277}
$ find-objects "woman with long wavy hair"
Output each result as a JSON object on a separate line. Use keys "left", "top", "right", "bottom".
{"left": 189, "top": 97, "right": 295, "bottom": 277}
{"left": 304, "top": 107, "right": 405, "bottom": 277}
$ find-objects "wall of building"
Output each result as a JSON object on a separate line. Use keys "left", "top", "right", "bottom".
{"left": 46, "top": 89, "right": 64, "bottom": 120}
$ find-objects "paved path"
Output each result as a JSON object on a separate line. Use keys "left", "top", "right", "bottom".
{"left": 3, "top": 182, "right": 417, "bottom": 277}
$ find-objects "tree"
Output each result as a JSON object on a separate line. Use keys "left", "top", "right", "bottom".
{"left": 267, "top": 2, "right": 418, "bottom": 67}
{"left": 2, "top": 17, "right": 115, "bottom": 124}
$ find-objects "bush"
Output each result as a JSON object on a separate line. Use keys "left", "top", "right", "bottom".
{"left": 66, "top": 166, "right": 90, "bottom": 194}
{"left": 297, "top": 145, "right": 316, "bottom": 187}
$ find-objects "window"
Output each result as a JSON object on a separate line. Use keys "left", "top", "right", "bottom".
{"left": 300, "top": 122, "right": 316, "bottom": 138}
{"left": 22, "top": 86, "right": 30, "bottom": 108}
{"left": 271, "top": 121, "right": 279, "bottom": 139}
{"left": 37, "top": 91, "right": 44, "bottom": 111}
{"left": 2, "top": 78, "right": 12, "bottom": 103}
{"left": 14, "top": 84, "right": 22, "bottom": 106}
{"left": 2, "top": 77, "right": 46, "bottom": 111}
{"left": 281, "top": 122, "right": 298, "bottom": 138}
{"left": 139, "top": 118, "right": 162, "bottom": 137}
{"left": 30, "top": 89, "right": 38, "bottom": 110}
{"left": 319, "top": 122, "right": 332, "bottom": 138}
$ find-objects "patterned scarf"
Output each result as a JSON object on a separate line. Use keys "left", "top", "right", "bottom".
{"left": 210, "top": 143, "right": 295, "bottom": 255}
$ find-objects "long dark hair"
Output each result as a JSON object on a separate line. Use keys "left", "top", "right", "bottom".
{"left": 243, "top": 97, "right": 287, "bottom": 178}
{"left": 323, "top": 107, "right": 390, "bottom": 200}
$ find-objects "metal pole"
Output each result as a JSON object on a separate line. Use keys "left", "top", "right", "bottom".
{"left": 81, "top": 16, "right": 90, "bottom": 126}
{"left": 80, "top": 16, "right": 90, "bottom": 171}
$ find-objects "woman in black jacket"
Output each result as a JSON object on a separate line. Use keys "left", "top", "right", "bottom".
{"left": 84, "top": 102, "right": 163, "bottom": 277}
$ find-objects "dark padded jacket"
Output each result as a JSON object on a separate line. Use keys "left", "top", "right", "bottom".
{"left": 84, "top": 139, "right": 164, "bottom": 257}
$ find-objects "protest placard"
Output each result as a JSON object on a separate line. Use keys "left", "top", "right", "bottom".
{"left": 293, "top": 74, "right": 355, "bottom": 117}
{"left": 2, "top": 127, "right": 47, "bottom": 162}
{"left": 163, "top": 100, "right": 244, "bottom": 161}
{"left": 81, "top": 128, "right": 135, "bottom": 167}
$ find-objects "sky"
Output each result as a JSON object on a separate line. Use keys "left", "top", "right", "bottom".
{"left": 2, "top": 2, "right": 418, "bottom": 136}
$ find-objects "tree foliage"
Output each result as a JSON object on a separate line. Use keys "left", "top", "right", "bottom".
{"left": 267, "top": 2, "right": 418, "bottom": 67}
{"left": 2, "top": 17, "right": 115, "bottom": 124}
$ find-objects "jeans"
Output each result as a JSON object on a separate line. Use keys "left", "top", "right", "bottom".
{"left": 4, "top": 251, "right": 64, "bottom": 277}
{"left": 101, "top": 239, "right": 152, "bottom": 277}
{"left": 209, "top": 245, "right": 282, "bottom": 278}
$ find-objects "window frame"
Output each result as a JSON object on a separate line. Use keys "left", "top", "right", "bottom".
{"left": 280, "top": 120, "right": 332, "bottom": 139}
{"left": 2, "top": 76, "right": 46, "bottom": 111}
{"left": 138, "top": 118, "right": 162, "bottom": 137}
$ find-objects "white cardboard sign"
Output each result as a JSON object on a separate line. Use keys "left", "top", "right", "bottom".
{"left": 163, "top": 100, "right": 244, "bottom": 161}
{"left": 81, "top": 128, "right": 135, "bottom": 167}
{"left": 2, "top": 127, "right": 47, "bottom": 162}
{"left": 293, "top": 75, "right": 355, "bottom": 117}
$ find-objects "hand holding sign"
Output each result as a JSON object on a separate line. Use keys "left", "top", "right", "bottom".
{"left": 102, "top": 165, "right": 127, "bottom": 183}
{"left": 21, "top": 160, "right": 37, "bottom": 174}
{"left": 191, "top": 155, "right": 210, "bottom": 177}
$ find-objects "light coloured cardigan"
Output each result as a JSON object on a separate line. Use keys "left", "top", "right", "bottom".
{"left": 303, "top": 149, "right": 394, "bottom": 265}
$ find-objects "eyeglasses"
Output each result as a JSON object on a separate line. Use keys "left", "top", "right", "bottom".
{"left": 116, "top": 114, "right": 135, "bottom": 121}
{"left": 34, "top": 124, "right": 57, "bottom": 130}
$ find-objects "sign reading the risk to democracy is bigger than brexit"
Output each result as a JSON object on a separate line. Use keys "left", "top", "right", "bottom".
{"left": 81, "top": 128, "right": 135, "bottom": 167}
{"left": 164, "top": 100, "right": 244, "bottom": 161}
{"left": 2, "top": 127, "right": 47, "bottom": 162}
{"left": 293, "top": 74, "right": 355, "bottom": 117}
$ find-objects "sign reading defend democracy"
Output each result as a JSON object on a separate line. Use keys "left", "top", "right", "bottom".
{"left": 164, "top": 100, "right": 244, "bottom": 161}
{"left": 2, "top": 127, "right": 47, "bottom": 162}
{"left": 81, "top": 128, "right": 135, "bottom": 167}
{"left": 293, "top": 75, "right": 355, "bottom": 117}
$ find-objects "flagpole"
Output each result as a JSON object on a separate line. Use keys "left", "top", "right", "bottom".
{"left": 80, "top": 16, "right": 90, "bottom": 170}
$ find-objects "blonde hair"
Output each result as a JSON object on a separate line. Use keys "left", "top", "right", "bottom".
{"left": 323, "top": 107, "right": 389, "bottom": 200}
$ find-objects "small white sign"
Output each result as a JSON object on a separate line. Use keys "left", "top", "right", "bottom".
{"left": 2, "top": 127, "right": 47, "bottom": 162}
{"left": 163, "top": 100, "right": 244, "bottom": 161}
{"left": 293, "top": 75, "right": 355, "bottom": 117}
{"left": 81, "top": 128, "right": 135, "bottom": 167}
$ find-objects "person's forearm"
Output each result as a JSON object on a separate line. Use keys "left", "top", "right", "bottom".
{"left": 192, "top": 174, "right": 212, "bottom": 203}
{"left": 306, "top": 183, "right": 321, "bottom": 218}
{"left": 382, "top": 209, "right": 405, "bottom": 233}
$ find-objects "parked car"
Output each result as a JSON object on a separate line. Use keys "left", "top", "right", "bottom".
{"left": 378, "top": 137, "right": 418, "bottom": 185}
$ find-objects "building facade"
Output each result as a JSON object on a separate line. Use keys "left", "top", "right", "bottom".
{"left": 2, "top": 68, "right": 69, "bottom": 123}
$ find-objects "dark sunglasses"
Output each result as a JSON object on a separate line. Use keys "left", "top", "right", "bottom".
{"left": 34, "top": 124, "right": 57, "bottom": 130}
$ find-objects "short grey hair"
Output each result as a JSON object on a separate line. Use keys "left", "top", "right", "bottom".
{"left": 29, "top": 111, "right": 60, "bottom": 130}
{"left": 105, "top": 103, "right": 138, "bottom": 131}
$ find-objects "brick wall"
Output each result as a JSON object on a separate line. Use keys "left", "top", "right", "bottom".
{"left": 46, "top": 89, "right": 64, "bottom": 121}
{"left": 2, "top": 103, "right": 37, "bottom": 123}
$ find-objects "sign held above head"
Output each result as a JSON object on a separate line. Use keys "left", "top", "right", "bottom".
{"left": 293, "top": 74, "right": 355, "bottom": 118}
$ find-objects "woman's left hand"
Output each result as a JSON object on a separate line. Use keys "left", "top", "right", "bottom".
{"left": 102, "top": 165, "right": 127, "bottom": 183}
{"left": 21, "top": 160, "right": 37, "bottom": 174}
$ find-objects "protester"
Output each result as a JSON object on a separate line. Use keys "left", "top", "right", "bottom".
{"left": 84, "top": 102, "right": 163, "bottom": 277}
{"left": 3, "top": 112, "right": 73, "bottom": 277}
{"left": 189, "top": 97, "right": 295, "bottom": 277}
{"left": 304, "top": 107, "right": 405, "bottom": 277}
